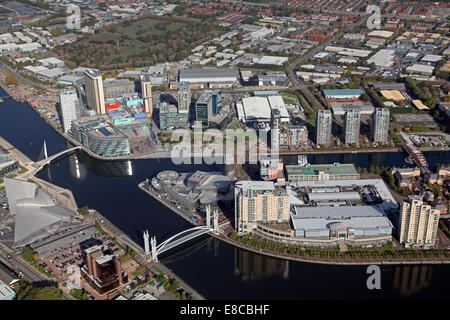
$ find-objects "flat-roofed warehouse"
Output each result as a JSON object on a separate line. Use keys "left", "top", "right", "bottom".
{"left": 179, "top": 68, "right": 237, "bottom": 84}
{"left": 286, "top": 163, "right": 360, "bottom": 182}
{"left": 239, "top": 96, "right": 272, "bottom": 123}
{"left": 291, "top": 205, "right": 393, "bottom": 239}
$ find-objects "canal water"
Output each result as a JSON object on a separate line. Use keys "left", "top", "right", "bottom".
{"left": 1, "top": 87, "right": 449, "bottom": 299}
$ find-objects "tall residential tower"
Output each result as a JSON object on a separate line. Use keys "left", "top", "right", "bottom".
{"left": 399, "top": 197, "right": 440, "bottom": 249}
{"left": 177, "top": 82, "right": 191, "bottom": 114}
{"left": 315, "top": 110, "right": 332, "bottom": 146}
{"left": 343, "top": 109, "right": 360, "bottom": 145}
{"left": 83, "top": 69, "right": 105, "bottom": 115}
{"left": 59, "top": 87, "right": 80, "bottom": 133}
{"left": 372, "top": 108, "right": 390, "bottom": 144}
{"left": 140, "top": 74, "right": 153, "bottom": 115}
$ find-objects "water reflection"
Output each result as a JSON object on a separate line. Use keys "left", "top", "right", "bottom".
{"left": 393, "top": 265, "right": 432, "bottom": 296}
{"left": 68, "top": 150, "right": 134, "bottom": 179}
{"left": 234, "top": 248, "right": 289, "bottom": 282}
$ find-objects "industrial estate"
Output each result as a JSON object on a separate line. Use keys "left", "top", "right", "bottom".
{"left": 0, "top": 0, "right": 449, "bottom": 303}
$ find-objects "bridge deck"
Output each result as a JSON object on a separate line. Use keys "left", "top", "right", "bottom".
{"left": 158, "top": 229, "right": 211, "bottom": 255}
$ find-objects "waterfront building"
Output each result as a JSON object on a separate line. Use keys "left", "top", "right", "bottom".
{"left": 290, "top": 205, "right": 393, "bottom": 241}
{"left": 71, "top": 116, "right": 130, "bottom": 157}
{"left": 399, "top": 197, "right": 440, "bottom": 249}
{"left": 372, "top": 108, "right": 390, "bottom": 144}
{"left": 259, "top": 157, "right": 283, "bottom": 181}
{"left": 315, "top": 110, "right": 332, "bottom": 146}
{"left": 81, "top": 244, "right": 128, "bottom": 296}
{"left": 177, "top": 82, "right": 191, "bottom": 114}
{"left": 140, "top": 74, "right": 153, "bottom": 115}
{"left": 234, "top": 181, "right": 290, "bottom": 234}
{"left": 4, "top": 178, "right": 77, "bottom": 247}
{"left": 59, "top": 86, "right": 80, "bottom": 133}
{"left": 280, "top": 125, "right": 308, "bottom": 148}
{"left": 285, "top": 163, "right": 360, "bottom": 182}
{"left": 253, "top": 178, "right": 396, "bottom": 247}
{"left": 343, "top": 109, "right": 360, "bottom": 145}
{"left": 84, "top": 69, "right": 105, "bottom": 115}
{"left": 0, "top": 150, "right": 19, "bottom": 178}
{"left": 152, "top": 170, "right": 233, "bottom": 210}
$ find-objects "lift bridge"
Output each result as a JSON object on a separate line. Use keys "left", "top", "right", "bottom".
{"left": 143, "top": 205, "right": 220, "bottom": 262}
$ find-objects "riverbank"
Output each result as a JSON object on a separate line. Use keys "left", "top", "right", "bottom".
{"left": 140, "top": 180, "right": 450, "bottom": 266}
{"left": 87, "top": 209, "right": 205, "bottom": 300}
{"left": 3, "top": 82, "right": 449, "bottom": 163}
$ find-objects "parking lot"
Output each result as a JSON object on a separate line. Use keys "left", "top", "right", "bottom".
{"left": 35, "top": 226, "right": 122, "bottom": 277}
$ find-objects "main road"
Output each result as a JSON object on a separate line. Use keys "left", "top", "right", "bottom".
{"left": 286, "top": 14, "right": 369, "bottom": 111}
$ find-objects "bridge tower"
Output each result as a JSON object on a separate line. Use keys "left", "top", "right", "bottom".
{"left": 143, "top": 230, "right": 150, "bottom": 255}
{"left": 206, "top": 204, "right": 211, "bottom": 228}
{"left": 213, "top": 209, "right": 219, "bottom": 235}
{"left": 151, "top": 236, "right": 158, "bottom": 262}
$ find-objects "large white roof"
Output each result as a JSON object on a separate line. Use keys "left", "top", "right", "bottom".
{"left": 267, "top": 95, "right": 289, "bottom": 122}
{"left": 241, "top": 96, "right": 272, "bottom": 122}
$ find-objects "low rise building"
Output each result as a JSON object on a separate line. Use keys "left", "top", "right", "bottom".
{"left": 285, "top": 163, "right": 360, "bottom": 182}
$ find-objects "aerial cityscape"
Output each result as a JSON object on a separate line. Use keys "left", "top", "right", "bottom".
{"left": 0, "top": 0, "right": 449, "bottom": 308}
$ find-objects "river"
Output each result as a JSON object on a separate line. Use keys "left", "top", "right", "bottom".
{"left": 0, "top": 87, "right": 449, "bottom": 299}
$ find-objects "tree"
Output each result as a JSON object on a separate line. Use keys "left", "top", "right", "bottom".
{"left": 5, "top": 75, "right": 18, "bottom": 86}
{"left": 70, "top": 288, "right": 88, "bottom": 300}
{"left": 22, "top": 246, "right": 34, "bottom": 263}
{"left": 77, "top": 206, "right": 89, "bottom": 216}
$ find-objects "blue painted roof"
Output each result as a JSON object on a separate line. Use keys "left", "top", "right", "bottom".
{"left": 323, "top": 89, "right": 364, "bottom": 96}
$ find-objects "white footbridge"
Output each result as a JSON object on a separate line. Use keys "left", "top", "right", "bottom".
{"left": 144, "top": 205, "right": 220, "bottom": 262}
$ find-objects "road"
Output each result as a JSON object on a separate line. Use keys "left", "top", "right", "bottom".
{"left": 0, "top": 61, "right": 58, "bottom": 93}
{"left": 286, "top": 14, "right": 369, "bottom": 112}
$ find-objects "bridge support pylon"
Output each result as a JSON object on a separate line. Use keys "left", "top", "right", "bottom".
{"left": 151, "top": 236, "right": 158, "bottom": 262}
{"left": 143, "top": 230, "right": 150, "bottom": 255}
{"left": 206, "top": 204, "right": 211, "bottom": 228}
{"left": 213, "top": 210, "right": 219, "bottom": 235}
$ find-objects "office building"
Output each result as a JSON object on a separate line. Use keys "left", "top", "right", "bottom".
{"left": 103, "top": 79, "right": 135, "bottom": 100}
{"left": 71, "top": 116, "right": 130, "bottom": 157}
{"left": 372, "top": 108, "right": 390, "bottom": 144}
{"left": 0, "top": 150, "right": 19, "bottom": 178}
{"left": 399, "top": 198, "right": 440, "bottom": 249}
{"left": 84, "top": 69, "right": 105, "bottom": 114}
{"left": 177, "top": 82, "right": 191, "bottom": 114}
{"left": 195, "top": 90, "right": 222, "bottom": 126}
{"left": 343, "top": 109, "right": 360, "bottom": 145}
{"left": 235, "top": 181, "right": 290, "bottom": 234}
{"left": 140, "top": 74, "right": 153, "bottom": 115}
{"left": 315, "top": 110, "right": 332, "bottom": 146}
{"left": 159, "top": 102, "right": 188, "bottom": 130}
{"left": 81, "top": 244, "right": 128, "bottom": 295}
{"left": 59, "top": 87, "right": 80, "bottom": 133}
{"left": 286, "top": 163, "right": 360, "bottom": 182}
